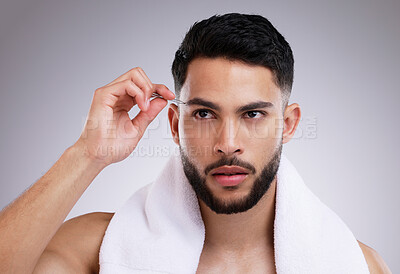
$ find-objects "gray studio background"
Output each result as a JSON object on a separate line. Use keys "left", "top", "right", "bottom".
{"left": 0, "top": 0, "right": 398, "bottom": 272}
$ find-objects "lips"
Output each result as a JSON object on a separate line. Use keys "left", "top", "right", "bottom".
{"left": 210, "top": 166, "right": 251, "bottom": 187}
{"left": 210, "top": 166, "right": 250, "bottom": 176}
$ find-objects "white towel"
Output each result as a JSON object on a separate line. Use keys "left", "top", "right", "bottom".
{"left": 99, "top": 150, "right": 370, "bottom": 274}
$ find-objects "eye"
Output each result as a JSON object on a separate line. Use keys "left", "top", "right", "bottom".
{"left": 243, "top": 110, "right": 266, "bottom": 119}
{"left": 193, "top": 109, "right": 215, "bottom": 119}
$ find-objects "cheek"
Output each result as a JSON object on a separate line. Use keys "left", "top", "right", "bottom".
{"left": 180, "top": 117, "right": 220, "bottom": 143}
{"left": 243, "top": 117, "right": 281, "bottom": 141}
{"left": 248, "top": 144, "right": 278, "bottom": 176}
{"left": 241, "top": 118, "right": 282, "bottom": 159}
{"left": 179, "top": 121, "right": 216, "bottom": 158}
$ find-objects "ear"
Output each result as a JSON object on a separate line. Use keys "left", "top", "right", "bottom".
{"left": 168, "top": 104, "right": 180, "bottom": 145}
{"left": 282, "top": 103, "right": 301, "bottom": 144}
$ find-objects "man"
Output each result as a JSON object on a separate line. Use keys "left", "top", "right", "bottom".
{"left": 0, "top": 13, "right": 391, "bottom": 273}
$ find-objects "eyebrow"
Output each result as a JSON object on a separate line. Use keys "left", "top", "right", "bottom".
{"left": 186, "top": 98, "right": 221, "bottom": 111}
{"left": 185, "top": 97, "right": 274, "bottom": 113}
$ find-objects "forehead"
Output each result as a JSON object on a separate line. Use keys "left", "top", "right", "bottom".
{"left": 180, "top": 57, "right": 281, "bottom": 106}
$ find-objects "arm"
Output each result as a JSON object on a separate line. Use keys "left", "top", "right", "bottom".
{"left": 0, "top": 145, "right": 105, "bottom": 273}
{"left": 33, "top": 212, "right": 114, "bottom": 274}
{"left": 0, "top": 67, "right": 175, "bottom": 273}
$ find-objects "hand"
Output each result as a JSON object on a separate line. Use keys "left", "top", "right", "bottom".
{"left": 74, "top": 67, "right": 175, "bottom": 167}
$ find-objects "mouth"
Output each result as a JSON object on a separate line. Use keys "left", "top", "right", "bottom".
{"left": 211, "top": 166, "right": 250, "bottom": 187}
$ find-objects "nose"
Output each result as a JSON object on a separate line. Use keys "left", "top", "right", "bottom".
{"left": 213, "top": 118, "right": 243, "bottom": 156}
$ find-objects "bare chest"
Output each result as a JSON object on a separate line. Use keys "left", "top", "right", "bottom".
{"left": 196, "top": 245, "right": 276, "bottom": 274}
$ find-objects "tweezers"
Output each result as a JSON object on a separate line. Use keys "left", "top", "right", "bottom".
{"left": 150, "top": 92, "right": 186, "bottom": 104}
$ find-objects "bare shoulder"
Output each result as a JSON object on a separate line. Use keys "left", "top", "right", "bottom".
{"left": 357, "top": 240, "right": 392, "bottom": 274}
{"left": 35, "top": 212, "right": 114, "bottom": 273}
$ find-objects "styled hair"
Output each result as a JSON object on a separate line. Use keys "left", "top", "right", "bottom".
{"left": 171, "top": 13, "right": 294, "bottom": 109}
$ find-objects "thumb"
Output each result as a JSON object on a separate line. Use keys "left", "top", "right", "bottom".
{"left": 131, "top": 97, "right": 168, "bottom": 137}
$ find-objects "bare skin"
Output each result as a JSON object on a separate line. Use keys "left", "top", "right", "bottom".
{"left": 0, "top": 62, "right": 392, "bottom": 273}
{"left": 167, "top": 57, "right": 392, "bottom": 274}
{"left": 169, "top": 57, "right": 285, "bottom": 274}
{"left": 195, "top": 178, "right": 277, "bottom": 274}
{"left": 34, "top": 209, "right": 391, "bottom": 273}
{"left": 0, "top": 66, "right": 175, "bottom": 273}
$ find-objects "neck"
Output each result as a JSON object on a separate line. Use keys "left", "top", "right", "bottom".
{"left": 198, "top": 178, "right": 276, "bottom": 253}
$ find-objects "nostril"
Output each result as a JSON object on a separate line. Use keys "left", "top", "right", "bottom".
{"left": 214, "top": 148, "right": 241, "bottom": 155}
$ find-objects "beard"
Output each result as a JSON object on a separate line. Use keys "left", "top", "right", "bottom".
{"left": 180, "top": 141, "right": 282, "bottom": 215}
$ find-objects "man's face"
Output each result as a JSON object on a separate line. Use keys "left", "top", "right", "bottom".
{"left": 170, "top": 57, "right": 285, "bottom": 214}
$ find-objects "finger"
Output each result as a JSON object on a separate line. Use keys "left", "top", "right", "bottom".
{"left": 104, "top": 68, "right": 175, "bottom": 101}
{"left": 153, "top": 84, "right": 176, "bottom": 100}
{"left": 99, "top": 79, "right": 148, "bottom": 111}
{"left": 136, "top": 67, "right": 154, "bottom": 94}
{"left": 105, "top": 67, "right": 154, "bottom": 99}
{"left": 131, "top": 97, "right": 168, "bottom": 137}
{"left": 113, "top": 94, "right": 135, "bottom": 112}
{"left": 105, "top": 67, "right": 136, "bottom": 87}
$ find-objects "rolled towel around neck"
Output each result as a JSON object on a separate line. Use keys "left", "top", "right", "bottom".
{"left": 99, "top": 151, "right": 369, "bottom": 274}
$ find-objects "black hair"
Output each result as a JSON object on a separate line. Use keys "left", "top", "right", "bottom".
{"left": 171, "top": 13, "right": 294, "bottom": 110}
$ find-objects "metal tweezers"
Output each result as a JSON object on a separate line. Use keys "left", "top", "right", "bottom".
{"left": 150, "top": 92, "right": 186, "bottom": 104}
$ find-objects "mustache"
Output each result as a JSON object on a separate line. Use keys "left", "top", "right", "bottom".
{"left": 204, "top": 156, "right": 256, "bottom": 175}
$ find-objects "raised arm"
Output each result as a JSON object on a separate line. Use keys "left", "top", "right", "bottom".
{"left": 0, "top": 67, "right": 175, "bottom": 273}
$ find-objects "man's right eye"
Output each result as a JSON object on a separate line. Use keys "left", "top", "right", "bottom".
{"left": 193, "top": 109, "right": 215, "bottom": 119}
